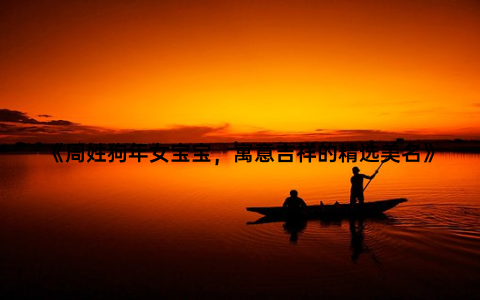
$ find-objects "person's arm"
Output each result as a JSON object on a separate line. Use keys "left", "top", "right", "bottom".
{"left": 364, "top": 171, "right": 378, "bottom": 180}
{"left": 283, "top": 198, "right": 289, "bottom": 208}
{"left": 299, "top": 198, "right": 307, "bottom": 208}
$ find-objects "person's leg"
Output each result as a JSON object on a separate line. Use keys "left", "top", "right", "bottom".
{"left": 350, "top": 193, "right": 356, "bottom": 205}
{"left": 358, "top": 193, "right": 364, "bottom": 205}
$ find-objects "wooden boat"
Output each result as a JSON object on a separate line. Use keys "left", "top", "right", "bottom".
{"left": 246, "top": 198, "right": 407, "bottom": 219}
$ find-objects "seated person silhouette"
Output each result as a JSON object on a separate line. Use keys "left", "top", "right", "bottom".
{"left": 350, "top": 166, "right": 377, "bottom": 205}
{"left": 283, "top": 190, "right": 307, "bottom": 215}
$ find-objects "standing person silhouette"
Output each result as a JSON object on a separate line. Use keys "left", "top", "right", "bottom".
{"left": 350, "top": 167, "right": 377, "bottom": 205}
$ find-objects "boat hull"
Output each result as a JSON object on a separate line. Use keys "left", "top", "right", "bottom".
{"left": 246, "top": 198, "right": 407, "bottom": 219}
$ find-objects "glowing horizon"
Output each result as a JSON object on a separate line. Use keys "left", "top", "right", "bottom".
{"left": 1, "top": 0, "right": 479, "bottom": 142}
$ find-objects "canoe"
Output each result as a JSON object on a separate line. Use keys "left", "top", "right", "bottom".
{"left": 246, "top": 198, "right": 407, "bottom": 219}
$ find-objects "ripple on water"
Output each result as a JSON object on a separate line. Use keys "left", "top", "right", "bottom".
{"left": 391, "top": 204, "right": 480, "bottom": 235}
{"left": 242, "top": 203, "right": 480, "bottom": 284}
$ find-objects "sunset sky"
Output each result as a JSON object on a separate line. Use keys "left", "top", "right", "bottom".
{"left": 1, "top": 0, "right": 479, "bottom": 142}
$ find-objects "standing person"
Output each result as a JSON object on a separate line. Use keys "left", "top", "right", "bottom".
{"left": 350, "top": 167, "right": 377, "bottom": 205}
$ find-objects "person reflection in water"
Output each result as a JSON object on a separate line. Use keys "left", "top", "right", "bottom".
{"left": 350, "top": 167, "right": 377, "bottom": 205}
{"left": 283, "top": 218, "right": 307, "bottom": 244}
{"left": 282, "top": 190, "right": 307, "bottom": 213}
{"left": 349, "top": 218, "right": 365, "bottom": 263}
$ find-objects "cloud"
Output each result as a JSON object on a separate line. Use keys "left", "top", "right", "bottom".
{"left": 0, "top": 109, "right": 39, "bottom": 124}
{"left": 0, "top": 109, "right": 231, "bottom": 143}
{"left": 231, "top": 128, "right": 480, "bottom": 142}
{"left": 0, "top": 109, "right": 75, "bottom": 125}
{"left": 38, "top": 114, "right": 52, "bottom": 118}
{"left": 399, "top": 108, "right": 440, "bottom": 115}
{"left": 1, "top": 108, "right": 479, "bottom": 143}
{"left": 86, "top": 124, "right": 232, "bottom": 144}
{"left": 224, "top": 129, "right": 442, "bottom": 142}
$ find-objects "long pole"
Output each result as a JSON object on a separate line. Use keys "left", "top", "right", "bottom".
{"left": 363, "top": 161, "right": 385, "bottom": 192}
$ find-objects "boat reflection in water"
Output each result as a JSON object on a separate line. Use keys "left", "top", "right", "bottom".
{"left": 249, "top": 214, "right": 391, "bottom": 264}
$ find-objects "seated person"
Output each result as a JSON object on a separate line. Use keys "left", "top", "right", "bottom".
{"left": 283, "top": 190, "right": 307, "bottom": 213}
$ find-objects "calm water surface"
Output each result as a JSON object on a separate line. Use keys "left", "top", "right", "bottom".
{"left": 1, "top": 152, "right": 480, "bottom": 298}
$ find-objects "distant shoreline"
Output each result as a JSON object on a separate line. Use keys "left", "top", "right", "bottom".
{"left": 1, "top": 139, "right": 479, "bottom": 154}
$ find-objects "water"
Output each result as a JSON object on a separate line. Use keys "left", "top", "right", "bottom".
{"left": 1, "top": 152, "right": 480, "bottom": 298}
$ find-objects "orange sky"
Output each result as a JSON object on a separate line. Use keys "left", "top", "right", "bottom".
{"left": 1, "top": 0, "right": 479, "bottom": 142}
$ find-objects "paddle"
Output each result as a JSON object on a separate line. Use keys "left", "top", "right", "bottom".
{"left": 363, "top": 160, "right": 385, "bottom": 192}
